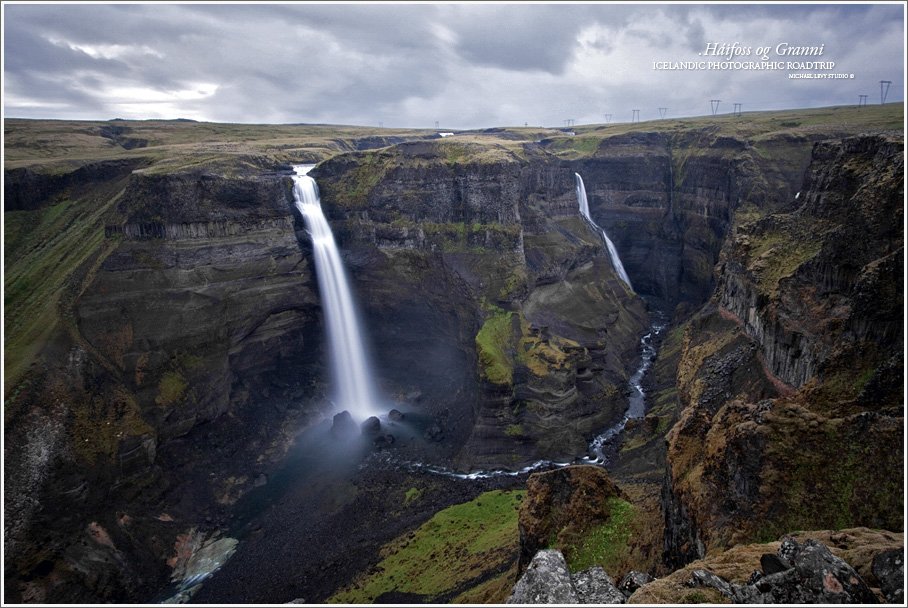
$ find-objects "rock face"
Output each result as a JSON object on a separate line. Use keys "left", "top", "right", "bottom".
{"left": 575, "top": 129, "right": 813, "bottom": 314}
{"left": 314, "top": 142, "right": 648, "bottom": 468}
{"left": 77, "top": 170, "right": 322, "bottom": 441}
{"left": 3, "top": 164, "right": 326, "bottom": 603}
{"left": 508, "top": 549, "right": 626, "bottom": 604}
{"left": 662, "top": 134, "right": 904, "bottom": 565}
{"left": 517, "top": 465, "right": 623, "bottom": 572}
{"left": 717, "top": 135, "right": 904, "bottom": 389}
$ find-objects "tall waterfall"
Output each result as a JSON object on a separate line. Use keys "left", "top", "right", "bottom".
{"left": 292, "top": 165, "right": 379, "bottom": 420}
{"left": 574, "top": 173, "right": 633, "bottom": 290}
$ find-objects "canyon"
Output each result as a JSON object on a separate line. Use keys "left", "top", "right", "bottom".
{"left": 3, "top": 105, "right": 903, "bottom": 603}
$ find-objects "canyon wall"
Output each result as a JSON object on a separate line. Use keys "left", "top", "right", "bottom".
{"left": 4, "top": 164, "right": 326, "bottom": 602}
{"left": 313, "top": 141, "right": 648, "bottom": 467}
{"left": 662, "top": 134, "right": 904, "bottom": 566}
{"left": 4, "top": 113, "right": 902, "bottom": 603}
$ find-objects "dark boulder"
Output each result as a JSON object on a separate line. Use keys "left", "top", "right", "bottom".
{"left": 331, "top": 411, "right": 357, "bottom": 438}
{"left": 686, "top": 537, "right": 879, "bottom": 604}
{"left": 361, "top": 416, "right": 381, "bottom": 435}
{"left": 871, "top": 548, "right": 904, "bottom": 604}
{"left": 388, "top": 409, "right": 405, "bottom": 422}
{"left": 760, "top": 552, "right": 791, "bottom": 575}
{"left": 618, "top": 570, "right": 653, "bottom": 597}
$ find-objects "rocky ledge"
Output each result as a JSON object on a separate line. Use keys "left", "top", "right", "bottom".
{"left": 512, "top": 529, "right": 903, "bottom": 605}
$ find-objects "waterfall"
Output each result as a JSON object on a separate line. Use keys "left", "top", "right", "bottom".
{"left": 292, "top": 165, "right": 379, "bottom": 420}
{"left": 574, "top": 173, "right": 633, "bottom": 290}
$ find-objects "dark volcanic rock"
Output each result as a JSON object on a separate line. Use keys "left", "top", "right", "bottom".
{"left": 423, "top": 423, "right": 444, "bottom": 442}
{"left": 361, "top": 416, "right": 381, "bottom": 435}
{"left": 373, "top": 434, "right": 395, "bottom": 448}
{"left": 686, "top": 538, "right": 879, "bottom": 604}
{"left": 871, "top": 548, "right": 904, "bottom": 604}
{"left": 331, "top": 411, "right": 357, "bottom": 438}
{"left": 314, "top": 143, "right": 648, "bottom": 470}
{"left": 760, "top": 552, "right": 791, "bottom": 575}
{"left": 388, "top": 409, "right": 404, "bottom": 422}
{"left": 664, "top": 135, "right": 904, "bottom": 565}
{"left": 618, "top": 570, "right": 654, "bottom": 597}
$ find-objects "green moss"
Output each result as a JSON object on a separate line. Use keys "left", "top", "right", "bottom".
{"left": 322, "top": 150, "right": 393, "bottom": 208}
{"left": 565, "top": 497, "right": 634, "bottom": 572}
{"left": 72, "top": 387, "right": 153, "bottom": 465}
{"left": 475, "top": 310, "right": 516, "bottom": 385}
{"left": 404, "top": 487, "right": 423, "bottom": 505}
{"left": 155, "top": 371, "right": 187, "bottom": 407}
{"left": 740, "top": 216, "right": 827, "bottom": 297}
{"left": 330, "top": 490, "right": 525, "bottom": 603}
{"left": 498, "top": 267, "right": 527, "bottom": 300}
{"left": 450, "top": 566, "right": 516, "bottom": 604}
{"left": 504, "top": 424, "right": 524, "bottom": 437}
{"left": 4, "top": 181, "right": 127, "bottom": 392}
{"left": 546, "top": 135, "right": 604, "bottom": 159}
{"left": 620, "top": 415, "right": 673, "bottom": 453}
{"left": 681, "top": 589, "right": 730, "bottom": 604}
{"left": 753, "top": 408, "right": 903, "bottom": 544}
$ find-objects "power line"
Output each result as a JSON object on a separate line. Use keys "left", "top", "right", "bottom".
{"left": 710, "top": 99, "right": 721, "bottom": 116}
{"left": 603, "top": 113, "right": 612, "bottom": 125}
{"left": 880, "top": 80, "right": 892, "bottom": 105}
{"left": 733, "top": 103, "right": 742, "bottom": 117}
{"left": 631, "top": 109, "right": 640, "bottom": 123}
{"left": 858, "top": 95, "right": 868, "bottom": 108}
{"left": 658, "top": 107, "right": 668, "bottom": 119}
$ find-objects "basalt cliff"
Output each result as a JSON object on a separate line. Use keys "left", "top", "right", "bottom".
{"left": 3, "top": 106, "right": 903, "bottom": 603}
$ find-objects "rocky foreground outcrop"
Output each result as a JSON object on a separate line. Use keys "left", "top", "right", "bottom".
{"left": 512, "top": 530, "right": 903, "bottom": 604}
{"left": 508, "top": 549, "right": 628, "bottom": 604}
{"left": 517, "top": 466, "right": 624, "bottom": 571}
{"left": 629, "top": 528, "right": 903, "bottom": 604}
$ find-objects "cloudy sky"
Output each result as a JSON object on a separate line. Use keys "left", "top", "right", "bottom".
{"left": 3, "top": 2, "right": 904, "bottom": 128}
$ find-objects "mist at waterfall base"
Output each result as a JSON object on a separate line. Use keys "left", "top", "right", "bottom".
{"left": 292, "top": 165, "right": 382, "bottom": 422}
{"left": 575, "top": 173, "right": 633, "bottom": 290}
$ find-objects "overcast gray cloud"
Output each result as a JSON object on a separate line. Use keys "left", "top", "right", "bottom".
{"left": 3, "top": 3, "right": 904, "bottom": 128}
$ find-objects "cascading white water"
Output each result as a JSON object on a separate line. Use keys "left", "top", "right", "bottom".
{"left": 292, "top": 165, "right": 379, "bottom": 420}
{"left": 574, "top": 173, "right": 633, "bottom": 290}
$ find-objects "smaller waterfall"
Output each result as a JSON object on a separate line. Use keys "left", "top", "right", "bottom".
{"left": 292, "top": 165, "right": 379, "bottom": 420}
{"left": 575, "top": 173, "right": 633, "bottom": 290}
